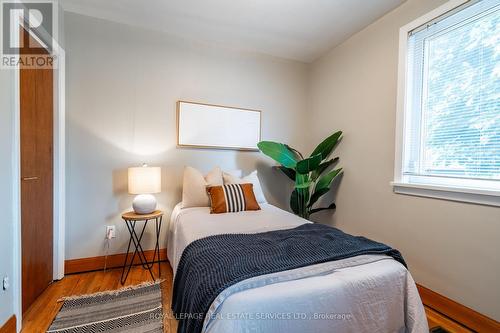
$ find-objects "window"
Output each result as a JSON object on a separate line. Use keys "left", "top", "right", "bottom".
{"left": 394, "top": 0, "right": 500, "bottom": 206}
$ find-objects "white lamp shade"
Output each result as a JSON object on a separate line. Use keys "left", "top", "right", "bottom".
{"left": 128, "top": 166, "right": 161, "bottom": 194}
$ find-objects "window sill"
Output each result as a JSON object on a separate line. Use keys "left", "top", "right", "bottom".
{"left": 391, "top": 181, "right": 500, "bottom": 207}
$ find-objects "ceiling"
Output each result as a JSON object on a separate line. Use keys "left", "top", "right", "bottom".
{"left": 60, "top": 0, "right": 405, "bottom": 63}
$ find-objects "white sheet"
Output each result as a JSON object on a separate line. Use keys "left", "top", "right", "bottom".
{"left": 167, "top": 203, "right": 308, "bottom": 272}
{"left": 167, "top": 203, "right": 428, "bottom": 333}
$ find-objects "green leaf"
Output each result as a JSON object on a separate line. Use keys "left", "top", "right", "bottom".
{"left": 309, "top": 203, "right": 336, "bottom": 215}
{"left": 276, "top": 166, "right": 296, "bottom": 181}
{"left": 315, "top": 168, "right": 342, "bottom": 192}
{"left": 296, "top": 153, "right": 322, "bottom": 174}
{"left": 310, "top": 131, "right": 342, "bottom": 160}
{"left": 309, "top": 168, "right": 342, "bottom": 208}
{"left": 258, "top": 141, "right": 298, "bottom": 168}
{"left": 307, "top": 187, "right": 329, "bottom": 208}
{"left": 295, "top": 173, "right": 311, "bottom": 189}
{"left": 285, "top": 145, "right": 304, "bottom": 160}
{"left": 295, "top": 181, "right": 312, "bottom": 189}
{"left": 257, "top": 141, "right": 297, "bottom": 168}
{"left": 311, "top": 157, "right": 339, "bottom": 180}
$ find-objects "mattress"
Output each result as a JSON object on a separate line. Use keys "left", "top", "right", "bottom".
{"left": 167, "top": 203, "right": 428, "bottom": 333}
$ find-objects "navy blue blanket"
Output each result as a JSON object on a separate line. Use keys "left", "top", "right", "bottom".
{"left": 172, "top": 223, "right": 406, "bottom": 333}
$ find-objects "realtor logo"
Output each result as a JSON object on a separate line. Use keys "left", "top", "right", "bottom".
{"left": 1, "top": 1, "right": 56, "bottom": 69}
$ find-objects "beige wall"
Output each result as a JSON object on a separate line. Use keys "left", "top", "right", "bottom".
{"left": 65, "top": 13, "right": 308, "bottom": 260}
{"left": 308, "top": 0, "right": 500, "bottom": 320}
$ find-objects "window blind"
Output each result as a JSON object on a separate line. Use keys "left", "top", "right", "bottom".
{"left": 404, "top": 0, "right": 500, "bottom": 182}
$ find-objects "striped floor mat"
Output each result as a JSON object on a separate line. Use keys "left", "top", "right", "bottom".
{"left": 47, "top": 281, "right": 164, "bottom": 333}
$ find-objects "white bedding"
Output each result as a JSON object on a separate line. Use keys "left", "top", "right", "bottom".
{"left": 167, "top": 203, "right": 428, "bottom": 333}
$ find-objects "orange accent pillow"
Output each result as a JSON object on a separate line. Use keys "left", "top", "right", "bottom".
{"left": 206, "top": 183, "right": 261, "bottom": 214}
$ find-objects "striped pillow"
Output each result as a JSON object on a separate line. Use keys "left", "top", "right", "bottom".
{"left": 206, "top": 183, "right": 261, "bottom": 214}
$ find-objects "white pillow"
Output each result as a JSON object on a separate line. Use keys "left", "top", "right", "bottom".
{"left": 224, "top": 169, "right": 243, "bottom": 178}
{"left": 182, "top": 166, "right": 223, "bottom": 208}
{"left": 223, "top": 170, "right": 267, "bottom": 204}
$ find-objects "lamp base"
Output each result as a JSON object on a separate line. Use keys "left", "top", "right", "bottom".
{"left": 132, "top": 194, "right": 157, "bottom": 214}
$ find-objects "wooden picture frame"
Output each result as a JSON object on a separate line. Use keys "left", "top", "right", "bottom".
{"left": 176, "top": 101, "right": 262, "bottom": 151}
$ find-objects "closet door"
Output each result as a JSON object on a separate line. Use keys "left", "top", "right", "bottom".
{"left": 20, "top": 27, "right": 54, "bottom": 313}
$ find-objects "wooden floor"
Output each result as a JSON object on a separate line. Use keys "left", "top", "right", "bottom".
{"left": 22, "top": 263, "right": 177, "bottom": 333}
{"left": 21, "top": 262, "right": 470, "bottom": 333}
{"left": 425, "top": 307, "right": 472, "bottom": 333}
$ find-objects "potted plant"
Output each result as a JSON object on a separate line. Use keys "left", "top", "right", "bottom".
{"left": 257, "top": 131, "right": 343, "bottom": 219}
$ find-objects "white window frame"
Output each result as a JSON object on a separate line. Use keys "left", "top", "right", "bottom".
{"left": 392, "top": 0, "right": 500, "bottom": 207}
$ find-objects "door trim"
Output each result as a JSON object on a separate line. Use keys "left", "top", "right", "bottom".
{"left": 12, "top": 26, "right": 65, "bottom": 332}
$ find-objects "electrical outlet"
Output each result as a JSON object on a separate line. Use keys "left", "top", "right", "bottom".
{"left": 3, "top": 276, "right": 9, "bottom": 291}
{"left": 106, "top": 225, "right": 116, "bottom": 239}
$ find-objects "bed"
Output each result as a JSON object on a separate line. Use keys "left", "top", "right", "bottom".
{"left": 167, "top": 203, "right": 428, "bottom": 333}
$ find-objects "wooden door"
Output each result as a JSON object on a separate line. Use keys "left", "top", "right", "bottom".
{"left": 20, "top": 29, "right": 54, "bottom": 313}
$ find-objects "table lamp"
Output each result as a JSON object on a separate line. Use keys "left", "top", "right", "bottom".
{"left": 128, "top": 164, "right": 161, "bottom": 214}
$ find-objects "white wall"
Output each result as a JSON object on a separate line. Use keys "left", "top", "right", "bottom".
{"left": 0, "top": 70, "right": 15, "bottom": 325}
{"left": 64, "top": 12, "right": 308, "bottom": 260}
{"left": 308, "top": 0, "right": 500, "bottom": 320}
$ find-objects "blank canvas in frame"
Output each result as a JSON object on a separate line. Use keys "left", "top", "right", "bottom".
{"left": 177, "top": 101, "right": 261, "bottom": 151}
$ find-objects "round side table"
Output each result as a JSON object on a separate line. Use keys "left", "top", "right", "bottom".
{"left": 120, "top": 210, "right": 163, "bottom": 285}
